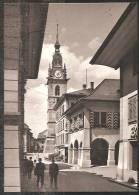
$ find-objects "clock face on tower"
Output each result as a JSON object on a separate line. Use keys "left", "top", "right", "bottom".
{"left": 55, "top": 70, "right": 62, "bottom": 78}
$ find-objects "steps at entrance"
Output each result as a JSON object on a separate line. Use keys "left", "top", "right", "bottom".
{"left": 82, "top": 166, "right": 117, "bottom": 179}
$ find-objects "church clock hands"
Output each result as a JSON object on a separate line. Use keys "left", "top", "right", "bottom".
{"left": 55, "top": 70, "right": 62, "bottom": 78}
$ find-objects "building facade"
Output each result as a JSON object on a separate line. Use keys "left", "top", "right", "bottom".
{"left": 3, "top": 2, "right": 48, "bottom": 192}
{"left": 43, "top": 24, "right": 69, "bottom": 156}
{"left": 23, "top": 124, "right": 35, "bottom": 154}
{"left": 54, "top": 84, "right": 92, "bottom": 162}
{"left": 37, "top": 130, "right": 47, "bottom": 153}
{"left": 65, "top": 79, "right": 120, "bottom": 167}
{"left": 90, "top": 3, "right": 138, "bottom": 182}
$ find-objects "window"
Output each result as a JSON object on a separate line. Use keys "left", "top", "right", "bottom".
{"left": 101, "top": 112, "right": 106, "bottom": 128}
{"left": 55, "top": 85, "right": 60, "bottom": 96}
{"left": 62, "top": 105, "right": 64, "bottom": 114}
{"left": 94, "top": 112, "right": 106, "bottom": 128}
{"left": 79, "top": 113, "right": 84, "bottom": 128}
{"left": 65, "top": 134, "right": 68, "bottom": 143}
{"left": 94, "top": 112, "right": 99, "bottom": 127}
{"left": 74, "top": 117, "right": 78, "bottom": 130}
{"left": 63, "top": 134, "right": 64, "bottom": 144}
{"left": 62, "top": 119, "right": 64, "bottom": 130}
{"left": 70, "top": 119, "right": 74, "bottom": 132}
{"left": 128, "top": 95, "right": 137, "bottom": 124}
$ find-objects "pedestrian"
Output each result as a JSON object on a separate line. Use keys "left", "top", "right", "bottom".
{"left": 22, "top": 156, "right": 28, "bottom": 176}
{"left": 27, "top": 157, "right": 34, "bottom": 179}
{"left": 49, "top": 157, "right": 59, "bottom": 189}
{"left": 35, "top": 158, "right": 46, "bottom": 188}
{"left": 33, "top": 159, "right": 37, "bottom": 175}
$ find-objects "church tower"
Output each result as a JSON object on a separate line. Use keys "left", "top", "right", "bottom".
{"left": 44, "top": 24, "right": 68, "bottom": 155}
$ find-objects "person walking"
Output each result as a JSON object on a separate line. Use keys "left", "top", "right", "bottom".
{"left": 27, "top": 157, "right": 34, "bottom": 179}
{"left": 49, "top": 158, "right": 59, "bottom": 189}
{"left": 35, "top": 158, "right": 46, "bottom": 188}
{"left": 33, "top": 159, "right": 37, "bottom": 175}
{"left": 22, "top": 156, "right": 28, "bottom": 176}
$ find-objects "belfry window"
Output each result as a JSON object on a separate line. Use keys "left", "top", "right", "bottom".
{"left": 55, "top": 85, "right": 60, "bottom": 96}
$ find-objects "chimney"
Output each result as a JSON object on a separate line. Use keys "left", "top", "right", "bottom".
{"left": 83, "top": 84, "right": 87, "bottom": 89}
{"left": 90, "top": 82, "right": 94, "bottom": 90}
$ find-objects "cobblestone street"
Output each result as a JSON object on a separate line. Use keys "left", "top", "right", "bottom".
{"left": 21, "top": 169, "right": 136, "bottom": 192}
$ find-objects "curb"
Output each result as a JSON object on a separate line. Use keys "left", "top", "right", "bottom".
{"left": 108, "top": 178, "right": 138, "bottom": 190}
{"left": 79, "top": 169, "right": 138, "bottom": 191}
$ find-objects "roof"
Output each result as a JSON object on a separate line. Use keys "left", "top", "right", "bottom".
{"left": 37, "top": 130, "right": 47, "bottom": 139}
{"left": 24, "top": 3, "right": 48, "bottom": 79}
{"left": 54, "top": 88, "right": 91, "bottom": 110}
{"left": 89, "top": 3, "right": 137, "bottom": 69}
{"left": 67, "top": 88, "right": 91, "bottom": 96}
{"left": 84, "top": 79, "right": 120, "bottom": 101}
{"left": 65, "top": 79, "right": 120, "bottom": 116}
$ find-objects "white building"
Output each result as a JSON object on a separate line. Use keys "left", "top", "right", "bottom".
{"left": 65, "top": 79, "right": 120, "bottom": 167}
{"left": 54, "top": 84, "right": 93, "bottom": 162}
{"left": 90, "top": 3, "right": 138, "bottom": 182}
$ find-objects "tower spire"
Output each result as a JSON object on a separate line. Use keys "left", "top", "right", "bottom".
{"left": 56, "top": 24, "right": 59, "bottom": 43}
{"left": 55, "top": 24, "right": 60, "bottom": 52}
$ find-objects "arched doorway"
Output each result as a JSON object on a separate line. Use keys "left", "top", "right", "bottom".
{"left": 91, "top": 138, "right": 109, "bottom": 166}
{"left": 74, "top": 140, "right": 79, "bottom": 164}
{"left": 115, "top": 141, "right": 119, "bottom": 165}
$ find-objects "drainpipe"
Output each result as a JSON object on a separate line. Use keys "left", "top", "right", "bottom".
{"left": 88, "top": 108, "right": 93, "bottom": 164}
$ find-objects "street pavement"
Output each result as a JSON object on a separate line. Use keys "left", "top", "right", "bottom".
{"left": 21, "top": 168, "right": 136, "bottom": 192}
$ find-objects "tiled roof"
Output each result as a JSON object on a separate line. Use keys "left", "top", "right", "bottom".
{"left": 54, "top": 88, "right": 92, "bottom": 110}
{"left": 66, "top": 88, "right": 91, "bottom": 96}
{"left": 64, "top": 79, "right": 120, "bottom": 116}
{"left": 84, "top": 79, "right": 120, "bottom": 101}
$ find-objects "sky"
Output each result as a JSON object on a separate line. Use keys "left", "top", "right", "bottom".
{"left": 25, "top": 2, "right": 129, "bottom": 138}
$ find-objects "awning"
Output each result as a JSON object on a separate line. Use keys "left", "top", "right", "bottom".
{"left": 90, "top": 3, "right": 137, "bottom": 69}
